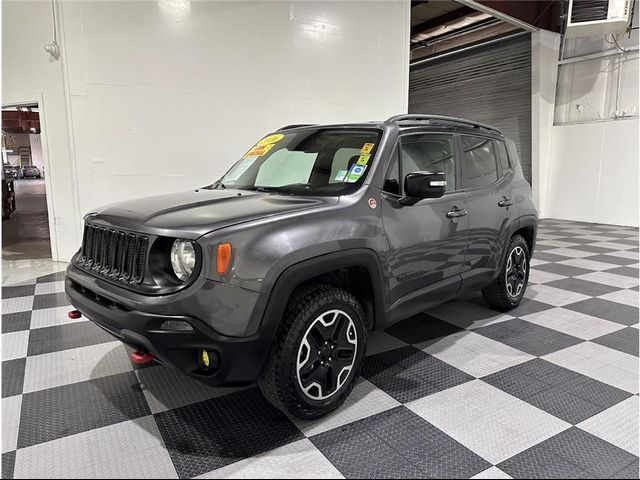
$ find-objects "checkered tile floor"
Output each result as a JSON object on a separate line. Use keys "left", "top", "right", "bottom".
{"left": 2, "top": 219, "right": 639, "bottom": 479}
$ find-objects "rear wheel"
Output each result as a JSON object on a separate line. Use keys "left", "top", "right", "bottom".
{"left": 482, "top": 234, "right": 530, "bottom": 311}
{"left": 258, "top": 284, "right": 367, "bottom": 420}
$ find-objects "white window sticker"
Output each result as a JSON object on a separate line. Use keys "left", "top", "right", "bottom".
{"left": 334, "top": 169, "right": 348, "bottom": 182}
{"left": 224, "top": 158, "right": 256, "bottom": 182}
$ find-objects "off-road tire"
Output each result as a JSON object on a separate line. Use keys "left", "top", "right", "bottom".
{"left": 258, "top": 284, "right": 367, "bottom": 420}
{"left": 482, "top": 234, "right": 530, "bottom": 311}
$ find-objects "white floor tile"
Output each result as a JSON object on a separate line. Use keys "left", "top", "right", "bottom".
{"left": 543, "top": 343, "right": 639, "bottom": 394}
{"left": 528, "top": 269, "right": 565, "bottom": 284}
{"left": 291, "top": 379, "right": 399, "bottom": 437}
{"left": 2, "top": 296, "right": 34, "bottom": 315}
{"left": 607, "top": 250, "right": 639, "bottom": 260}
{"left": 521, "top": 308, "right": 625, "bottom": 340}
{"left": 2, "top": 395, "right": 22, "bottom": 453}
{"left": 556, "top": 258, "right": 619, "bottom": 271}
{"left": 544, "top": 248, "right": 598, "bottom": 259}
{"left": 597, "top": 289, "right": 640, "bottom": 308}
{"left": 14, "top": 416, "right": 177, "bottom": 478}
{"left": 575, "top": 272, "right": 639, "bottom": 289}
{"left": 471, "top": 466, "right": 513, "bottom": 479}
{"left": 2, "top": 330, "right": 29, "bottom": 361}
{"left": 34, "top": 280, "right": 66, "bottom": 295}
{"left": 196, "top": 439, "right": 344, "bottom": 479}
{"left": 589, "top": 241, "right": 637, "bottom": 251}
{"left": 408, "top": 380, "right": 569, "bottom": 464}
{"left": 23, "top": 342, "right": 132, "bottom": 393}
{"left": 29, "top": 306, "right": 89, "bottom": 329}
{"left": 578, "top": 396, "right": 639, "bottom": 455}
{"left": 417, "top": 332, "right": 533, "bottom": 378}
{"left": 526, "top": 284, "right": 591, "bottom": 307}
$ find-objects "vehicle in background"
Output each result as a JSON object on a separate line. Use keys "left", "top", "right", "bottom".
{"left": 21, "top": 165, "right": 41, "bottom": 179}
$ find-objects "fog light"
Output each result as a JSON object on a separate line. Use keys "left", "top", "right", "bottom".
{"left": 198, "top": 349, "right": 218, "bottom": 371}
{"left": 160, "top": 320, "right": 194, "bottom": 331}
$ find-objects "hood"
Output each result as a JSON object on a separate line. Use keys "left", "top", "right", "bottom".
{"left": 88, "top": 188, "right": 338, "bottom": 239}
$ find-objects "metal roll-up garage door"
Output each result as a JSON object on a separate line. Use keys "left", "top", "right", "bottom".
{"left": 409, "top": 33, "right": 532, "bottom": 183}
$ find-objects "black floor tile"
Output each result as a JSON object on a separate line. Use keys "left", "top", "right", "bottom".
{"left": 612, "top": 459, "right": 640, "bottom": 479}
{"left": 587, "top": 254, "right": 639, "bottom": 266}
{"left": 568, "top": 244, "right": 619, "bottom": 255}
{"left": 591, "top": 327, "right": 639, "bottom": 356}
{"left": 1, "top": 284, "right": 35, "bottom": 299}
{"left": 35, "top": 271, "right": 66, "bottom": 283}
{"left": 1, "top": 312, "right": 31, "bottom": 333}
{"left": 18, "top": 371, "right": 150, "bottom": 448}
{"left": 2, "top": 358, "right": 26, "bottom": 398}
{"left": 532, "top": 263, "right": 593, "bottom": 278}
{"left": 310, "top": 406, "right": 490, "bottom": 479}
{"left": 153, "top": 387, "right": 303, "bottom": 479}
{"left": 385, "top": 313, "right": 463, "bottom": 344}
{"left": 475, "top": 319, "right": 584, "bottom": 356}
{"left": 544, "top": 278, "right": 619, "bottom": 297}
{"left": 607, "top": 266, "right": 640, "bottom": 278}
{"left": 362, "top": 346, "right": 473, "bottom": 403}
{"left": 564, "top": 298, "right": 639, "bottom": 326}
{"left": 32, "top": 292, "right": 70, "bottom": 310}
{"left": 27, "top": 321, "right": 115, "bottom": 356}
{"left": 2, "top": 451, "right": 15, "bottom": 480}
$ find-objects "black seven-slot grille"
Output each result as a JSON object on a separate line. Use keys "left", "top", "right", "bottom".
{"left": 78, "top": 223, "right": 149, "bottom": 284}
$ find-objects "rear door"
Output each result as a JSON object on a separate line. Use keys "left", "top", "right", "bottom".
{"left": 381, "top": 132, "right": 468, "bottom": 310}
{"left": 458, "top": 134, "right": 514, "bottom": 290}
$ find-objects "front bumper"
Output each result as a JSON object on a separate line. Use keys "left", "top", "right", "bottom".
{"left": 65, "top": 266, "right": 274, "bottom": 386}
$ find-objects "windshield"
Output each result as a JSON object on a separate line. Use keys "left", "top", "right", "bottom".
{"left": 212, "top": 128, "right": 382, "bottom": 195}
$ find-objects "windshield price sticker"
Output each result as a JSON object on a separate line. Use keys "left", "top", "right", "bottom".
{"left": 257, "top": 133, "right": 285, "bottom": 146}
{"left": 346, "top": 164, "right": 367, "bottom": 183}
{"left": 360, "top": 143, "right": 375, "bottom": 154}
{"left": 356, "top": 154, "right": 370, "bottom": 166}
{"left": 244, "top": 143, "right": 275, "bottom": 158}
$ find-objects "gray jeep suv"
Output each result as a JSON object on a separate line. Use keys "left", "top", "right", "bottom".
{"left": 65, "top": 114, "right": 537, "bottom": 419}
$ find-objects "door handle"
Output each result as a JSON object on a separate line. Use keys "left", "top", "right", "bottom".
{"left": 446, "top": 207, "right": 468, "bottom": 219}
{"left": 498, "top": 198, "right": 514, "bottom": 208}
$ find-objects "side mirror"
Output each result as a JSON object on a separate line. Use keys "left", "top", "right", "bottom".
{"left": 400, "top": 171, "right": 446, "bottom": 206}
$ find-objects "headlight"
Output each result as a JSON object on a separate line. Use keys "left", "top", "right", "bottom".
{"left": 170, "top": 239, "right": 196, "bottom": 281}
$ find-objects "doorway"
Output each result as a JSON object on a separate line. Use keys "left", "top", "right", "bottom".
{"left": 2, "top": 104, "right": 52, "bottom": 262}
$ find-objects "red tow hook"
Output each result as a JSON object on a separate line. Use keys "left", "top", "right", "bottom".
{"left": 68, "top": 310, "right": 82, "bottom": 319}
{"left": 130, "top": 350, "right": 155, "bottom": 365}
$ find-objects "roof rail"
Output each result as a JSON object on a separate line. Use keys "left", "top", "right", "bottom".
{"left": 385, "top": 114, "right": 501, "bottom": 134}
{"left": 277, "top": 124, "right": 316, "bottom": 131}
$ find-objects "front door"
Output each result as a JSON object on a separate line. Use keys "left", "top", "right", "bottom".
{"left": 381, "top": 132, "right": 468, "bottom": 311}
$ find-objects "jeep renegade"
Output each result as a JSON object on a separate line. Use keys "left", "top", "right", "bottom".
{"left": 65, "top": 114, "right": 537, "bottom": 419}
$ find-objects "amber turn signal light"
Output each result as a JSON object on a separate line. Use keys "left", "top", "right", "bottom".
{"left": 216, "top": 243, "right": 232, "bottom": 274}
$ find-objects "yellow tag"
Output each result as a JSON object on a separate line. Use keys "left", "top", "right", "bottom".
{"left": 357, "top": 154, "right": 370, "bottom": 166}
{"left": 360, "top": 143, "right": 375, "bottom": 154}
{"left": 257, "top": 134, "right": 284, "bottom": 146}
{"left": 244, "top": 143, "right": 275, "bottom": 158}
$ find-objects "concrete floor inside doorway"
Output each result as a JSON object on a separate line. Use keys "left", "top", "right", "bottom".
{"left": 2, "top": 179, "right": 67, "bottom": 286}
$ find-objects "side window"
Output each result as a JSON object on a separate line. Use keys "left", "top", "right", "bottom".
{"left": 495, "top": 140, "right": 511, "bottom": 175}
{"left": 460, "top": 135, "right": 499, "bottom": 188}
{"left": 399, "top": 134, "right": 456, "bottom": 191}
{"left": 383, "top": 147, "right": 401, "bottom": 195}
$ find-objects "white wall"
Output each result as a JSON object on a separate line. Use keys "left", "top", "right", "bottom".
{"left": 544, "top": 119, "right": 639, "bottom": 226}
{"left": 541, "top": 15, "right": 639, "bottom": 227}
{"left": 3, "top": 0, "right": 411, "bottom": 261}
{"left": 29, "top": 134, "right": 45, "bottom": 173}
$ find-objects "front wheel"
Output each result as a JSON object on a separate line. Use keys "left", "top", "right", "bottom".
{"left": 258, "top": 285, "right": 367, "bottom": 420}
{"left": 482, "top": 234, "right": 531, "bottom": 311}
